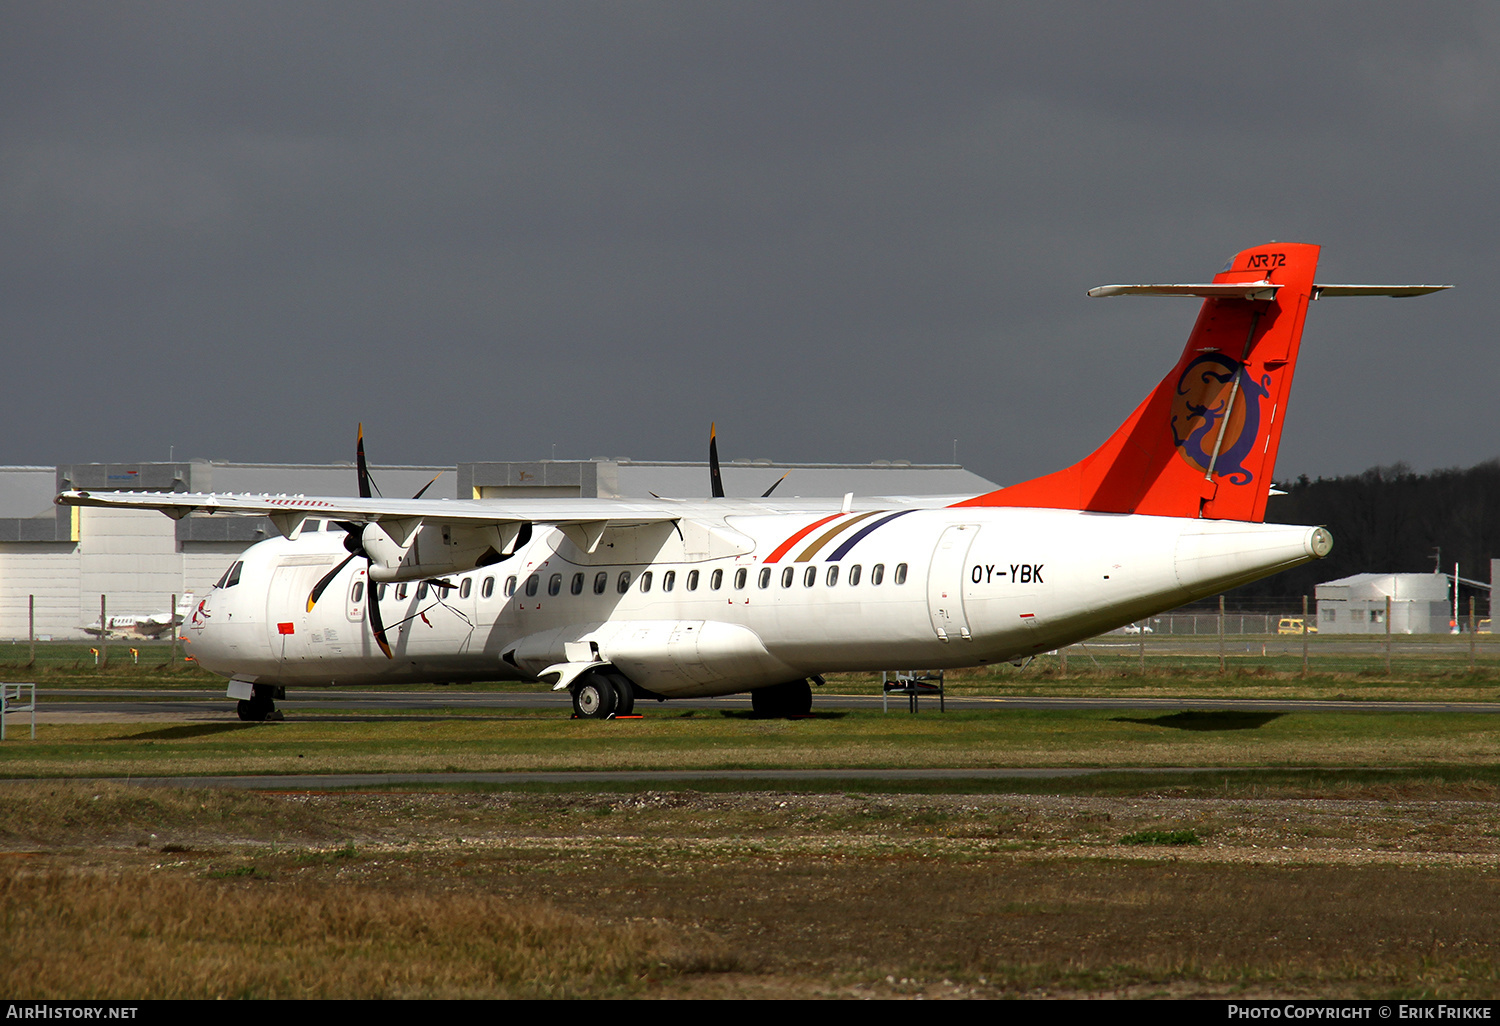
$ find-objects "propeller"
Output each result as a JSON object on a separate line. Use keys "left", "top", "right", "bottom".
{"left": 304, "top": 424, "right": 439, "bottom": 660}
{"left": 306, "top": 522, "right": 394, "bottom": 658}
{"left": 709, "top": 423, "right": 724, "bottom": 498}
{"left": 707, "top": 423, "right": 786, "bottom": 498}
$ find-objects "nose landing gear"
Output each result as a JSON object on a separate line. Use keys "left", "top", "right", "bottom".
{"left": 236, "top": 683, "right": 285, "bottom": 722}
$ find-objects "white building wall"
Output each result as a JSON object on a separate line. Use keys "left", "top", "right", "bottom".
{"left": 75, "top": 508, "right": 185, "bottom": 633}
{"left": 0, "top": 543, "right": 81, "bottom": 639}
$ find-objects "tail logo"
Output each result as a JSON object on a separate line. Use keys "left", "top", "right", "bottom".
{"left": 1170, "top": 353, "right": 1271, "bottom": 485}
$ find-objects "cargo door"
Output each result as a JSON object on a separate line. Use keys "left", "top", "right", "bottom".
{"left": 926, "top": 524, "right": 979, "bottom": 642}
{"left": 266, "top": 562, "right": 334, "bottom": 666}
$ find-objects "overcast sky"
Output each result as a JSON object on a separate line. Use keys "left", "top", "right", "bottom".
{"left": 4, "top": 2, "right": 1495, "bottom": 489}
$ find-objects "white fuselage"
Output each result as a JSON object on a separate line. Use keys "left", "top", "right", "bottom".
{"left": 185, "top": 500, "right": 1328, "bottom": 697}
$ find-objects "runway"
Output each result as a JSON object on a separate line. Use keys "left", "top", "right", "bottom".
{"left": 19, "top": 687, "right": 1500, "bottom": 722}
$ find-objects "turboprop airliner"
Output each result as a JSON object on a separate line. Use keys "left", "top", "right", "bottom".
{"left": 58, "top": 244, "right": 1448, "bottom": 721}
{"left": 81, "top": 594, "right": 195, "bottom": 640}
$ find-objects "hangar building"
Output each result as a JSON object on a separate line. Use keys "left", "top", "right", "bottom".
{"left": 0, "top": 457, "right": 995, "bottom": 640}
{"left": 1315, "top": 573, "right": 1452, "bottom": 634}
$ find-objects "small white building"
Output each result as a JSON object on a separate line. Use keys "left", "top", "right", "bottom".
{"left": 1315, "top": 573, "right": 1452, "bottom": 634}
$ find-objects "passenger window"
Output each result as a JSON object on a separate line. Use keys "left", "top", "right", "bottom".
{"left": 710, "top": 569, "right": 723, "bottom": 590}
{"left": 781, "top": 567, "right": 794, "bottom": 588}
{"left": 826, "top": 565, "right": 839, "bottom": 587}
{"left": 396, "top": 583, "right": 409, "bottom": 600}
{"left": 663, "top": 570, "right": 676, "bottom": 592}
{"left": 617, "top": 571, "right": 631, "bottom": 594}
{"left": 895, "top": 563, "right": 908, "bottom": 585}
{"left": 417, "top": 582, "right": 428, "bottom": 600}
{"left": 640, "top": 571, "right": 653, "bottom": 592}
{"left": 351, "top": 581, "right": 364, "bottom": 603}
{"left": 571, "top": 572, "right": 584, "bottom": 596}
{"left": 375, "top": 583, "right": 386, "bottom": 600}
{"left": 849, "top": 564, "right": 861, "bottom": 586}
{"left": 804, "top": 566, "right": 816, "bottom": 587}
{"left": 871, "top": 563, "right": 885, "bottom": 586}
{"left": 734, "top": 568, "right": 747, "bottom": 589}
{"left": 548, "top": 573, "right": 562, "bottom": 597}
{"left": 758, "top": 567, "right": 771, "bottom": 589}
{"left": 594, "top": 571, "right": 608, "bottom": 595}
{"left": 524, "top": 575, "right": 539, "bottom": 597}
{"left": 304, "top": 520, "right": 321, "bottom": 533}
{"left": 504, "top": 576, "right": 517, "bottom": 597}
{"left": 459, "top": 578, "right": 471, "bottom": 599}
{"left": 687, "top": 570, "right": 699, "bottom": 591}
{"left": 482, "top": 577, "right": 495, "bottom": 599}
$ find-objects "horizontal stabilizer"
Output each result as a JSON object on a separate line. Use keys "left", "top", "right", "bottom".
{"left": 1090, "top": 282, "right": 1451, "bottom": 300}
{"left": 1087, "top": 282, "right": 1281, "bottom": 300}
{"left": 1310, "top": 284, "right": 1452, "bottom": 299}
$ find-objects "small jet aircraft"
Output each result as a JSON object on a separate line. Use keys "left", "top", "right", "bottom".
{"left": 58, "top": 244, "right": 1447, "bottom": 721}
{"left": 82, "top": 594, "right": 195, "bottom": 640}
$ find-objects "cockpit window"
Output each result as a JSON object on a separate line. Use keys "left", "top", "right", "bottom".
{"left": 224, "top": 561, "right": 243, "bottom": 589}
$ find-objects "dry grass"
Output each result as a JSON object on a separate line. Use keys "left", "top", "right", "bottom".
{"left": 5, "top": 783, "right": 1500, "bottom": 998}
{"left": 1, "top": 871, "right": 733, "bottom": 998}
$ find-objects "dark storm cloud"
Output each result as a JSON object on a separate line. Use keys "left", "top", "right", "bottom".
{"left": 3, "top": 2, "right": 1495, "bottom": 485}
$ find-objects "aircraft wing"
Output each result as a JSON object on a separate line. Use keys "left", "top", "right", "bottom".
{"left": 56, "top": 489, "right": 684, "bottom": 536}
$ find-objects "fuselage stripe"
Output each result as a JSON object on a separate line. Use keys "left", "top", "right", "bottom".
{"left": 763, "top": 513, "right": 844, "bottom": 564}
{"left": 794, "top": 510, "right": 883, "bottom": 562}
{"left": 824, "top": 509, "right": 916, "bottom": 561}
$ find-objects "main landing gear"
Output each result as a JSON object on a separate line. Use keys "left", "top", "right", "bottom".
{"left": 236, "top": 683, "right": 285, "bottom": 722}
{"left": 750, "top": 678, "right": 813, "bottom": 718}
{"left": 571, "top": 670, "right": 636, "bottom": 719}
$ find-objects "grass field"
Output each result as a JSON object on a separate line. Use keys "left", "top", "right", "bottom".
{"left": 6, "top": 645, "right": 1500, "bottom": 999}
{"left": 6, "top": 781, "right": 1500, "bottom": 998}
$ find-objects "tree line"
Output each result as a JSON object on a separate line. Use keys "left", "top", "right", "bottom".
{"left": 1220, "top": 460, "right": 1500, "bottom": 612}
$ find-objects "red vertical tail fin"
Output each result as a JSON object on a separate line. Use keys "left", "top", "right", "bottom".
{"left": 956, "top": 242, "right": 1320, "bottom": 522}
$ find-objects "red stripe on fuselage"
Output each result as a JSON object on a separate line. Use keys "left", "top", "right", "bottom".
{"left": 764, "top": 513, "right": 844, "bottom": 563}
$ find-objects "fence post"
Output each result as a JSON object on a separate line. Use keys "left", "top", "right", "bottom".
{"left": 27, "top": 595, "right": 35, "bottom": 669}
{"left": 1059, "top": 645, "right": 1067, "bottom": 677}
{"left": 1385, "top": 595, "right": 1392, "bottom": 676}
{"left": 99, "top": 594, "right": 108, "bottom": 670}
{"left": 1469, "top": 595, "right": 1476, "bottom": 672}
{"left": 1301, "top": 594, "right": 1309, "bottom": 678}
{"left": 1139, "top": 621, "right": 1146, "bottom": 674}
{"left": 170, "top": 593, "right": 178, "bottom": 670}
{"left": 1218, "top": 596, "right": 1226, "bottom": 674}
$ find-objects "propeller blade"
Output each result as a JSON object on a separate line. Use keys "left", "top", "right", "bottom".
{"left": 761, "top": 473, "right": 788, "bottom": 498}
{"left": 709, "top": 422, "right": 724, "bottom": 498}
{"left": 307, "top": 552, "right": 358, "bottom": 611}
{"left": 365, "top": 572, "right": 394, "bottom": 659}
{"left": 411, "top": 472, "right": 443, "bottom": 500}
{"left": 356, "top": 424, "right": 372, "bottom": 498}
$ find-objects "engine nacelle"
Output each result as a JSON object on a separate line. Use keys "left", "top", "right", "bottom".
{"left": 365, "top": 520, "right": 521, "bottom": 583}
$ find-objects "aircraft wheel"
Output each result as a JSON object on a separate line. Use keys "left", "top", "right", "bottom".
{"left": 750, "top": 679, "right": 813, "bottom": 717}
{"left": 606, "top": 673, "right": 635, "bottom": 716}
{"left": 236, "top": 697, "right": 272, "bottom": 722}
{"left": 238, "top": 685, "right": 280, "bottom": 722}
{"left": 572, "top": 675, "right": 617, "bottom": 719}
